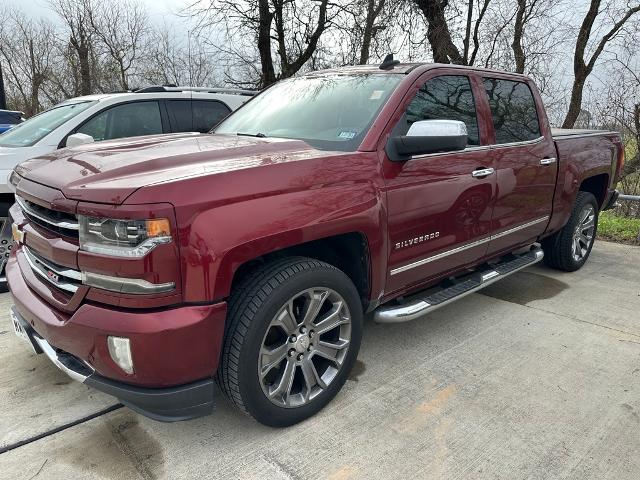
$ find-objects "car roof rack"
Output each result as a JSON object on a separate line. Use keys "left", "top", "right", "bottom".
{"left": 134, "top": 85, "right": 256, "bottom": 96}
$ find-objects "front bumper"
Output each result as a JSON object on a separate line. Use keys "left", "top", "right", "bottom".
{"left": 7, "top": 248, "right": 229, "bottom": 421}
{"left": 11, "top": 307, "right": 215, "bottom": 421}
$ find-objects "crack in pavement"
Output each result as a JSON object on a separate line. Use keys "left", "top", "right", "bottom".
{"left": 0, "top": 404, "right": 123, "bottom": 455}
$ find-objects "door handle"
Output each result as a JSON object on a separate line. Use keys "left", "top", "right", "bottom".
{"left": 471, "top": 167, "right": 495, "bottom": 178}
{"left": 540, "top": 157, "right": 557, "bottom": 166}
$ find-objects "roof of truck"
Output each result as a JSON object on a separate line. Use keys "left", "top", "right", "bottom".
{"left": 305, "top": 63, "right": 532, "bottom": 80}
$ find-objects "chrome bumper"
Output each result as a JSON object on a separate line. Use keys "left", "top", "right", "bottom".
{"left": 11, "top": 306, "right": 94, "bottom": 382}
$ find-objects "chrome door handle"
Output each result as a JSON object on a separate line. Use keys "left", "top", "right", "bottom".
{"left": 540, "top": 157, "right": 557, "bottom": 165}
{"left": 471, "top": 167, "right": 495, "bottom": 178}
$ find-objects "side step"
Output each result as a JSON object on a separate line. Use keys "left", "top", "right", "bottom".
{"left": 373, "top": 247, "right": 544, "bottom": 323}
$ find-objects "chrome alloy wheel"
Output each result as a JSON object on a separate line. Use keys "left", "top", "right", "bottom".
{"left": 258, "top": 288, "right": 351, "bottom": 408}
{"left": 572, "top": 204, "right": 595, "bottom": 262}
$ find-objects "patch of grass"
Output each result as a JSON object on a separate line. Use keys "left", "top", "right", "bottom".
{"left": 598, "top": 211, "right": 640, "bottom": 245}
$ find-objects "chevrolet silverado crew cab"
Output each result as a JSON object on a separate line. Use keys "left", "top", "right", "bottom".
{"left": 7, "top": 60, "right": 624, "bottom": 427}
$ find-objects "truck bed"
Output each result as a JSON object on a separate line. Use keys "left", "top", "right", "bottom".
{"left": 551, "top": 128, "right": 617, "bottom": 138}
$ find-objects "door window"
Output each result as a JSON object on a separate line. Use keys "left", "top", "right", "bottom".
{"left": 77, "top": 101, "right": 162, "bottom": 141}
{"left": 402, "top": 75, "right": 480, "bottom": 146}
{"left": 483, "top": 78, "right": 541, "bottom": 144}
{"left": 192, "top": 101, "right": 230, "bottom": 132}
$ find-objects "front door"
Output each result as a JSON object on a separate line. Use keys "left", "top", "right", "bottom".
{"left": 480, "top": 76, "right": 558, "bottom": 255}
{"left": 383, "top": 72, "right": 496, "bottom": 296}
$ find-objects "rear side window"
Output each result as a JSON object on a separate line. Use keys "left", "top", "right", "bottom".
{"left": 168, "top": 100, "right": 230, "bottom": 133}
{"left": 77, "top": 101, "right": 163, "bottom": 141}
{"left": 483, "top": 78, "right": 540, "bottom": 144}
{"left": 403, "top": 75, "right": 479, "bottom": 146}
{"left": 192, "top": 101, "right": 230, "bottom": 133}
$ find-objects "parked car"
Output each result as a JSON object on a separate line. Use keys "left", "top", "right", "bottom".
{"left": 0, "top": 110, "right": 25, "bottom": 134}
{"left": 0, "top": 87, "right": 253, "bottom": 282}
{"left": 6, "top": 61, "right": 624, "bottom": 427}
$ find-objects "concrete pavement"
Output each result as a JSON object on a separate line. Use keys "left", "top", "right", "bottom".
{"left": 0, "top": 240, "right": 639, "bottom": 479}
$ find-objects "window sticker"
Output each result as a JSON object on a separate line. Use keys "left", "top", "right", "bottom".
{"left": 370, "top": 90, "right": 383, "bottom": 100}
{"left": 338, "top": 131, "right": 356, "bottom": 139}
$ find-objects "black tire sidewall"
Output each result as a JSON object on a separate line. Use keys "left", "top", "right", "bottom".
{"left": 560, "top": 192, "right": 599, "bottom": 271}
{"left": 236, "top": 265, "right": 363, "bottom": 427}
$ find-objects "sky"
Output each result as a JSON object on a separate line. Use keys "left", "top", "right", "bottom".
{"left": 11, "top": 0, "right": 191, "bottom": 29}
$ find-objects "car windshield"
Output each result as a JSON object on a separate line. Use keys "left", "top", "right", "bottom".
{"left": 0, "top": 101, "right": 96, "bottom": 147}
{"left": 214, "top": 74, "right": 403, "bottom": 151}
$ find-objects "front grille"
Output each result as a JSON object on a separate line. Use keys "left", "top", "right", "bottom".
{"left": 16, "top": 195, "right": 79, "bottom": 238}
{"left": 23, "top": 246, "right": 82, "bottom": 294}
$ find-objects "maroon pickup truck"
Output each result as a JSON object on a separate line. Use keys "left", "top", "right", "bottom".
{"left": 6, "top": 62, "right": 624, "bottom": 427}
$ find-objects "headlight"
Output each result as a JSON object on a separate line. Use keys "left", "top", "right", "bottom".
{"left": 78, "top": 216, "right": 172, "bottom": 257}
{"left": 7, "top": 170, "right": 20, "bottom": 193}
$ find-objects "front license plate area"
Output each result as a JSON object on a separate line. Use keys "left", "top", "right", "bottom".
{"left": 10, "top": 308, "right": 38, "bottom": 353}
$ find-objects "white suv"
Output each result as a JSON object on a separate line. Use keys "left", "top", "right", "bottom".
{"left": 0, "top": 86, "right": 253, "bottom": 282}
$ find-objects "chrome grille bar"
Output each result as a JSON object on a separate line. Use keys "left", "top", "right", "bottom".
{"left": 16, "top": 196, "right": 79, "bottom": 231}
{"left": 22, "top": 246, "right": 80, "bottom": 293}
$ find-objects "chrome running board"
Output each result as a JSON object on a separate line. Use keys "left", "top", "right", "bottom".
{"left": 374, "top": 247, "right": 544, "bottom": 323}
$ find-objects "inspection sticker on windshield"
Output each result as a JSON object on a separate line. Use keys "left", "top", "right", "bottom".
{"left": 370, "top": 90, "right": 383, "bottom": 100}
{"left": 338, "top": 131, "right": 356, "bottom": 139}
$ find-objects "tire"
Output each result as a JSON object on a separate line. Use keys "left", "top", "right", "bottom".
{"left": 0, "top": 201, "right": 12, "bottom": 293}
{"left": 542, "top": 191, "right": 599, "bottom": 272}
{"left": 216, "top": 256, "right": 363, "bottom": 427}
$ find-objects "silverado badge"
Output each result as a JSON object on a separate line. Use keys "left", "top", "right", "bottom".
{"left": 395, "top": 232, "right": 440, "bottom": 250}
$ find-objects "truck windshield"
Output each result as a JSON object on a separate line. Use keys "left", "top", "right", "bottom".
{"left": 0, "top": 100, "right": 96, "bottom": 147}
{"left": 215, "top": 74, "right": 403, "bottom": 151}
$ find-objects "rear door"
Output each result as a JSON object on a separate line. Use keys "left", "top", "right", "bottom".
{"left": 383, "top": 71, "right": 496, "bottom": 295}
{"left": 480, "top": 76, "right": 557, "bottom": 256}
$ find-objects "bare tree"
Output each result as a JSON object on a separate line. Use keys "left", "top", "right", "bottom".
{"left": 187, "top": 0, "right": 333, "bottom": 87}
{"left": 49, "top": 0, "right": 97, "bottom": 96}
{"left": 410, "top": 0, "right": 491, "bottom": 65}
{"left": 0, "top": 9, "right": 57, "bottom": 115}
{"left": 562, "top": 1, "right": 640, "bottom": 128}
{"left": 144, "top": 24, "right": 219, "bottom": 87}
{"left": 89, "top": 0, "right": 150, "bottom": 91}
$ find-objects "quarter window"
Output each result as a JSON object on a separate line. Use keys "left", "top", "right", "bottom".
{"left": 403, "top": 75, "right": 480, "bottom": 146}
{"left": 77, "top": 101, "right": 163, "bottom": 142}
{"left": 483, "top": 78, "right": 541, "bottom": 144}
{"left": 192, "top": 101, "right": 230, "bottom": 132}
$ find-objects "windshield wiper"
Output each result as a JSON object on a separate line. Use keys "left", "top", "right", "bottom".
{"left": 237, "top": 132, "right": 267, "bottom": 138}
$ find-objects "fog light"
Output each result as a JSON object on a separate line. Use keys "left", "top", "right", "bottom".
{"left": 107, "top": 336, "right": 134, "bottom": 374}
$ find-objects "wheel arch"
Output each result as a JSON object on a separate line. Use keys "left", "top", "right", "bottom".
{"left": 579, "top": 173, "right": 609, "bottom": 208}
{"left": 229, "top": 232, "right": 373, "bottom": 311}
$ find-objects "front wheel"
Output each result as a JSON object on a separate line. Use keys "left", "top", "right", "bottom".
{"left": 216, "top": 257, "right": 363, "bottom": 427}
{"left": 542, "top": 191, "right": 598, "bottom": 272}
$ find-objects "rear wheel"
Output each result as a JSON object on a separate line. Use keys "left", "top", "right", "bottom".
{"left": 217, "top": 257, "right": 363, "bottom": 427}
{"left": 542, "top": 191, "right": 598, "bottom": 272}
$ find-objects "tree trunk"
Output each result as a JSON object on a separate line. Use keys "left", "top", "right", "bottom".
{"left": 257, "top": 0, "right": 276, "bottom": 88}
{"left": 0, "top": 62, "right": 6, "bottom": 110}
{"left": 512, "top": 0, "right": 526, "bottom": 73}
{"left": 28, "top": 40, "right": 39, "bottom": 116}
{"left": 413, "top": 0, "right": 464, "bottom": 64}
{"left": 562, "top": 74, "right": 586, "bottom": 128}
{"left": 359, "top": 0, "right": 377, "bottom": 64}
{"left": 78, "top": 42, "right": 91, "bottom": 95}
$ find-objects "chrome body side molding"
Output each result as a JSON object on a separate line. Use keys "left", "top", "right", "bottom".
{"left": 390, "top": 216, "right": 549, "bottom": 276}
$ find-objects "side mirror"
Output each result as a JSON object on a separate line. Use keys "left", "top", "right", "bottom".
{"left": 386, "top": 119, "right": 468, "bottom": 162}
{"left": 66, "top": 133, "right": 95, "bottom": 148}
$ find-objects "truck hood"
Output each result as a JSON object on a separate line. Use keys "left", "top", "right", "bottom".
{"left": 15, "top": 133, "right": 333, "bottom": 204}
